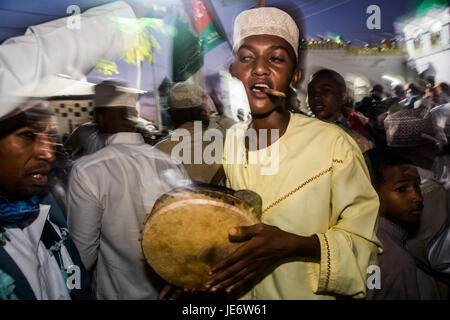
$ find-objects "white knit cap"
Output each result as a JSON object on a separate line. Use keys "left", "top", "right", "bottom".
{"left": 233, "top": 7, "right": 300, "bottom": 60}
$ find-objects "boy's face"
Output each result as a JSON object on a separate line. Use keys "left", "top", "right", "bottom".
{"left": 230, "top": 34, "right": 300, "bottom": 115}
{"left": 307, "top": 73, "right": 345, "bottom": 122}
{"left": 0, "top": 118, "right": 57, "bottom": 200}
{"left": 378, "top": 165, "right": 423, "bottom": 224}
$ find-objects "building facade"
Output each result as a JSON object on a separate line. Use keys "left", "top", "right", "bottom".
{"left": 396, "top": 6, "right": 450, "bottom": 84}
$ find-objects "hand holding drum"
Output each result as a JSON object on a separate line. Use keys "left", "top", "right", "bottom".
{"left": 141, "top": 185, "right": 262, "bottom": 290}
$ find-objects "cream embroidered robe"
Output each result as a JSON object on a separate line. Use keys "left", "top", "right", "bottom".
{"left": 223, "top": 113, "right": 382, "bottom": 300}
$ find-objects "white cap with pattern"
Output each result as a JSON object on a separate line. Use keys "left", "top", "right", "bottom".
{"left": 233, "top": 7, "right": 300, "bottom": 60}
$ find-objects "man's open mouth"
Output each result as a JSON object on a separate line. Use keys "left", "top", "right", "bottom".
{"left": 252, "top": 83, "right": 270, "bottom": 91}
{"left": 247, "top": 83, "right": 269, "bottom": 99}
{"left": 249, "top": 83, "right": 287, "bottom": 98}
{"left": 250, "top": 83, "right": 271, "bottom": 95}
{"left": 26, "top": 166, "right": 51, "bottom": 186}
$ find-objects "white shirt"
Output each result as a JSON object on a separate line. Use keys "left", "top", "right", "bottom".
{"left": 4, "top": 205, "right": 73, "bottom": 300}
{"left": 67, "top": 132, "right": 189, "bottom": 300}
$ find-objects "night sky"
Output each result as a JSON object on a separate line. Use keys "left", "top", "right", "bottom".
{"left": 0, "top": 0, "right": 437, "bottom": 89}
{"left": 0, "top": 0, "right": 429, "bottom": 44}
{"left": 302, "top": 0, "right": 418, "bottom": 43}
{"left": 203, "top": 0, "right": 425, "bottom": 74}
{"left": 209, "top": 0, "right": 423, "bottom": 45}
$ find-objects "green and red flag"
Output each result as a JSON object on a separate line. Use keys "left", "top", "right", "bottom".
{"left": 172, "top": 0, "right": 226, "bottom": 82}
{"left": 182, "top": 0, "right": 225, "bottom": 53}
{"left": 171, "top": 9, "right": 203, "bottom": 83}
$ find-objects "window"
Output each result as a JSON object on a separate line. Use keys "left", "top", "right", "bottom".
{"left": 430, "top": 22, "right": 442, "bottom": 48}
{"left": 431, "top": 32, "right": 441, "bottom": 48}
{"left": 413, "top": 29, "right": 423, "bottom": 54}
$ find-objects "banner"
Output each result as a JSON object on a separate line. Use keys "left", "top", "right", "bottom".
{"left": 172, "top": 1, "right": 226, "bottom": 82}
{"left": 183, "top": 0, "right": 225, "bottom": 53}
{"left": 171, "top": 10, "right": 203, "bottom": 82}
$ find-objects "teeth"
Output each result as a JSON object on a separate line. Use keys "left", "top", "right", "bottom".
{"left": 254, "top": 84, "right": 270, "bottom": 89}
{"left": 32, "top": 174, "right": 43, "bottom": 178}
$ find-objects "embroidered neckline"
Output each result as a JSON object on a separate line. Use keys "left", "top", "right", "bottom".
{"left": 262, "top": 159, "right": 344, "bottom": 214}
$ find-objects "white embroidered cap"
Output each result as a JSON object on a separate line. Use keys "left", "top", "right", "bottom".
{"left": 233, "top": 7, "right": 300, "bottom": 60}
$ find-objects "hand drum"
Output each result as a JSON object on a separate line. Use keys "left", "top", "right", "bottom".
{"left": 141, "top": 185, "right": 262, "bottom": 290}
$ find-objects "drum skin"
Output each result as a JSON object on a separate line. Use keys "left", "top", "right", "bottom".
{"left": 141, "top": 186, "right": 260, "bottom": 290}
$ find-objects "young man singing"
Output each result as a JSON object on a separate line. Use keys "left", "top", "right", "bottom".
{"left": 205, "top": 6, "right": 382, "bottom": 300}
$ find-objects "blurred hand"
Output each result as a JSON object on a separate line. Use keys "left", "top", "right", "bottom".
{"left": 158, "top": 284, "right": 183, "bottom": 300}
{"left": 158, "top": 284, "right": 197, "bottom": 300}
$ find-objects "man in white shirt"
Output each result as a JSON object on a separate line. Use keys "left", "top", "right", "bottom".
{"left": 0, "top": 99, "right": 92, "bottom": 300}
{"left": 67, "top": 82, "right": 190, "bottom": 299}
{"left": 155, "top": 81, "right": 224, "bottom": 184}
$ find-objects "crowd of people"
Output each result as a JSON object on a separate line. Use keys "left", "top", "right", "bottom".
{"left": 304, "top": 69, "right": 449, "bottom": 299}
{"left": 0, "top": 1, "right": 448, "bottom": 301}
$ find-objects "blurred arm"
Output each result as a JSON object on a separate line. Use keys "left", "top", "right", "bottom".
{"left": 0, "top": 1, "right": 138, "bottom": 96}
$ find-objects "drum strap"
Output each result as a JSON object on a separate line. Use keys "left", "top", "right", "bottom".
{"left": 209, "top": 166, "right": 225, "bottom": 186}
